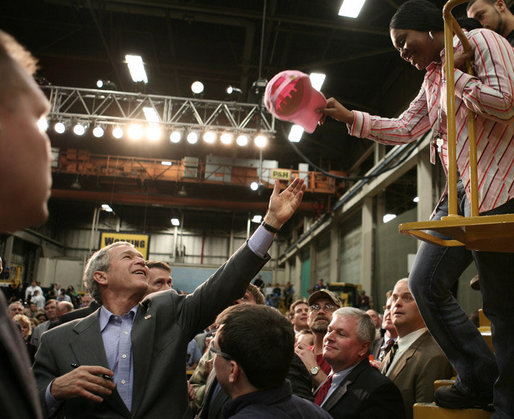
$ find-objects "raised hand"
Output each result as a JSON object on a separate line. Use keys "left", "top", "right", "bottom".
{"left": 263, "top": 178, "right": 306, "bottom": 230}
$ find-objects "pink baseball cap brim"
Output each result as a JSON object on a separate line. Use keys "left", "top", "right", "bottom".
{"left": 264, "top": 70, "right": 327, "bottom": 134}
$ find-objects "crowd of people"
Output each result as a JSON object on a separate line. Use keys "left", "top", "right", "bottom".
{"left": 0, "top": 0, "right": 512, "bottom": 417}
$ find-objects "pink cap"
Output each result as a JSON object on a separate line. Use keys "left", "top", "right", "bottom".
{"left": 264, "top": 70, "right": 327, "bottom": 134}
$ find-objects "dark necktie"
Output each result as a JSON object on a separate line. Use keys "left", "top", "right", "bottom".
{"left": 382, "top": 342, "right": 398, "bottom": 374}
{"left": 314, "top": 375, "right": 333, "bottom": 406}
{"left": 378, "top": 338, "right": 395, "bottom": 362}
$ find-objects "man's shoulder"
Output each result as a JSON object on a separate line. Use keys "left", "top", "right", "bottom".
{"left": 412, "top": 331, "right": 446, "bottom": 358}
{"left": 351, "top": 359, "right": 397, "bottom": 389}
{"left": 41, "top": 312, "right": 97, "bottom": 343}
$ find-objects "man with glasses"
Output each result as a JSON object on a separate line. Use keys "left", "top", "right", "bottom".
{"left": 295, "top": 290, "right": 342, "bottom": 389}
{"left": 211, "top": 304, "right": 331, "bottom": 418}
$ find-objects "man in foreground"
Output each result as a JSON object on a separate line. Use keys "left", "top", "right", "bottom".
{"left": 34, "top": 178, "right": 305, "bottom": 418}
{"left": 212, "top": 304, "right": 331, "bottom": 418}
{"left": 0, "top": 28, "right": 53, "bottom": 419}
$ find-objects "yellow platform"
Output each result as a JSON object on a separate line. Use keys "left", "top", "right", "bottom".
{"left": 399, "top": 214, "right": 514, "bottom": 253}
{"left": 478, "top": 309, "right": 490, "bottom": 328}
{"left": 434, "top": 379, "right": 455, "bottom": 392}
{"left": 414, "top": 403, "right": 492, "bottom": 419}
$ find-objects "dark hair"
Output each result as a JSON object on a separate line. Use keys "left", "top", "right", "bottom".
{"left": 146, "top": 260, "right": 171, "bottom": 273}
{"left": 467, "top": 0, "right": 496, "bottom": 11}
{"left": 216, "top": 304, "right": 294, "bottom": 390}
{"left": 390, "top": 0, "right": 444, "bottom": 32}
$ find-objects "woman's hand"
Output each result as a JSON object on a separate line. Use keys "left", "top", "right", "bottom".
{"left": 319, "top": 98, "right": 355, "bottom": 125}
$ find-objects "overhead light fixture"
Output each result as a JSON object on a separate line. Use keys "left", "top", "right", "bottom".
{"left": 54, "top": 121, "right": 66, "bottom": 134}
{"left": 101, "top": 204, "right": 114, "bottom": 213}
{"left": 383, "top": 213, "right": 397, "bottom": 223}
{"left": 191, "top": 81, "right": 204, "bottom": 95}
{"left": 236, "top": 134, "right": 249, "bottom": 146}
{"left": 203, "top": 130, "right": 216, "bottom": 144}
{"left": 37, "top": 117, "right": 49, "bottom": 132}
{"left": 170, "top": 129, "right": 183, "bottom": 143}
{"left": 226, "top": 86, "right": 242, "bottom": 95}
{"left": 96, "top": 79, "right": 117, "bottom": 90}
{"left": 338, "top": 0, "right": 366, "bottom": 18}
{"left": 127, "top": 123, "right": 144, "bottom": 140}
{"left": 161, "top": 161, "right": 172, "bottom": 166}
{"left": 146, "top": 124, "right": 162, "bottom": 141}
{"left": 309, "top": 73, "right": 326, "bottom": 91}
{"left": 250, "top": 181, "right": 259, "bottom": 191}
{"left": 220, "top": 132, "right": 233, "bottom": 145}
{"left": 125, "top": 54, "right": 148, "bottom": 83}
{"left": 92, "top": 126, "right": 105, "bottom": 138}
{"left": 171, "top": 218, "right": 180, "bottom": 226}
{"left": 251, "top": 215, "right": 263, "bottom": 223}
{"left": 413, "top": 196, "right": 420, "bottom": 203}
{"left": 288, "top": 124, "right": 304, "bottom": 142}
{"left": 112, "top": 125, "right": 124, "bottom": 139}
{"left": 186, "top": 131, "right": 199, "bottom": 144}
{"left": 254, "top": 134, "right": 268, "bottom": 148}
{"left": 73, "top": 122, "right": 86, "bottom": 136}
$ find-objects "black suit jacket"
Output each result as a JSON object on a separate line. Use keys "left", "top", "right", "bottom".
{"left": 34, "top": 243, "right": 268, "bottom": 418}
{"left": 0, "top": 292, "right": 43, "bottom": 419}
{"left": 320, "top": 358, "right": 405, "bottom": 419}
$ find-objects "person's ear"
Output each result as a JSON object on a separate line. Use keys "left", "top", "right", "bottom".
{"left": 228, "top": 360, "right": 240, "bottom": 384}
{"left": 93, "top": 270, "right": 108, "bottom": 286}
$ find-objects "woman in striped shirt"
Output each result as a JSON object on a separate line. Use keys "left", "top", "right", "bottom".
{"left": 321, "top": 0, "right": 513, "bottom": 417}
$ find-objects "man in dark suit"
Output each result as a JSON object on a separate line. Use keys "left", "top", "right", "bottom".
{"left": 33, "top": 178, "right": 305, "bottom": 418}
{"left": 316, "top": 307, "right": 404, "bottom": 419}
{"left": 0, "top": 28, "right": 54, "bottom": 419}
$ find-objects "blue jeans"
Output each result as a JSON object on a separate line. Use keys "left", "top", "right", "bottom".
{"left": 409, "top": 180, "right": 514, "bottom": 418}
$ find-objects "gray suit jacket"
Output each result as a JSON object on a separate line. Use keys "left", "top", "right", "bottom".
{"left": 0, "top": 292, "right": 43, "bottom": 419}
{"left": 34, "top": 243, "right": 269, "bottom": 418}
{"left": 384, "top": 330, "right": 453, "bottom": 419}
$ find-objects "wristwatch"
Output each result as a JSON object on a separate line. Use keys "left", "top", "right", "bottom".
{"left": 310, "top": 366, "right": 320, "bottom": 376}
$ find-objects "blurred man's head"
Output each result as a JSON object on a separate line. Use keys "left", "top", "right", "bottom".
{"left": 366, "top": 309, "right": 380, "bottom": 329}
{"left": 44, "top": 299, "right": 58, "bottom": 321}
{"left": 382, "top": 295, "right": 398, "bottom": 339}
{"left": 213, "top": 304, "right": 294, "bottom": 398}
{"left": 390, "top": 279, "right": 425, "bottom": 337}
{"left": 56, "top": 301, "right": 73, "bottom": 319}
{"left": 323, "top": 307, "right": 375, "bottom": 373}
{"left": 234, "top": 283, "right": 264, "bottom": 305}
{"left": 80, "top": 294, "right": 93, "bottom": 307}
{"left": 290, "top": 299, "right": 309, "bottom": 332}
{"left": 8, "top": 301, "right": 24, "bottom": 318}
{"left": 0, "top": 31, "right": 52, "bottom": 232}
{"left": 145, "top": 261, "right": 173, "bottom": 296}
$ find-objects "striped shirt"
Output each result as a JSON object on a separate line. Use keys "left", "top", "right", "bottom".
{"left": 349, "top": 29, "right": 513, "bottom": 213}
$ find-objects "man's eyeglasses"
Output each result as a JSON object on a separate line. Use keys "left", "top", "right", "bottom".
{"left": 309, "top": 303, "right": 337, "bottom": 312}
{"left": 209, "top": 340, "right": 233, "bottom": 360}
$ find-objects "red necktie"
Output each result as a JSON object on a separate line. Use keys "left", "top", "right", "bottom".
{"left": 314, "top": 375, "right": 333, "bottom": 405}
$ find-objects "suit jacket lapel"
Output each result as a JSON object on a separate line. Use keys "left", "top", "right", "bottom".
{"left": 70, "top": 309, "right": 131, "bottom": 418}
{"left": 322, "top": 359, "right": 367, "bottom": 412}
{"left": 130, "top": 300, "right": 156, "bottom": 416}
{"left": 387, "top": 331, "right": 428, "bottom": 381}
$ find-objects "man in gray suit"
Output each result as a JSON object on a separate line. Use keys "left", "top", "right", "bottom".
{"left": 33, "top": 178, "right": 305, "bottom": 418}
{"left": 0, "top": 28, "right": 53, "bottom": 419}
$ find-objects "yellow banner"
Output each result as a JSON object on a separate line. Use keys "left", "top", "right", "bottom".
{"left": 271, "top": 169, "right": 291, "bottom": 180}
{"left": 100, "top": 232, "right": 149, "bottom": 259}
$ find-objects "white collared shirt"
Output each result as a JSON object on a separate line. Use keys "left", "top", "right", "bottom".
{"left": 386, "top": 328, "right": 426, "bottom": 375}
